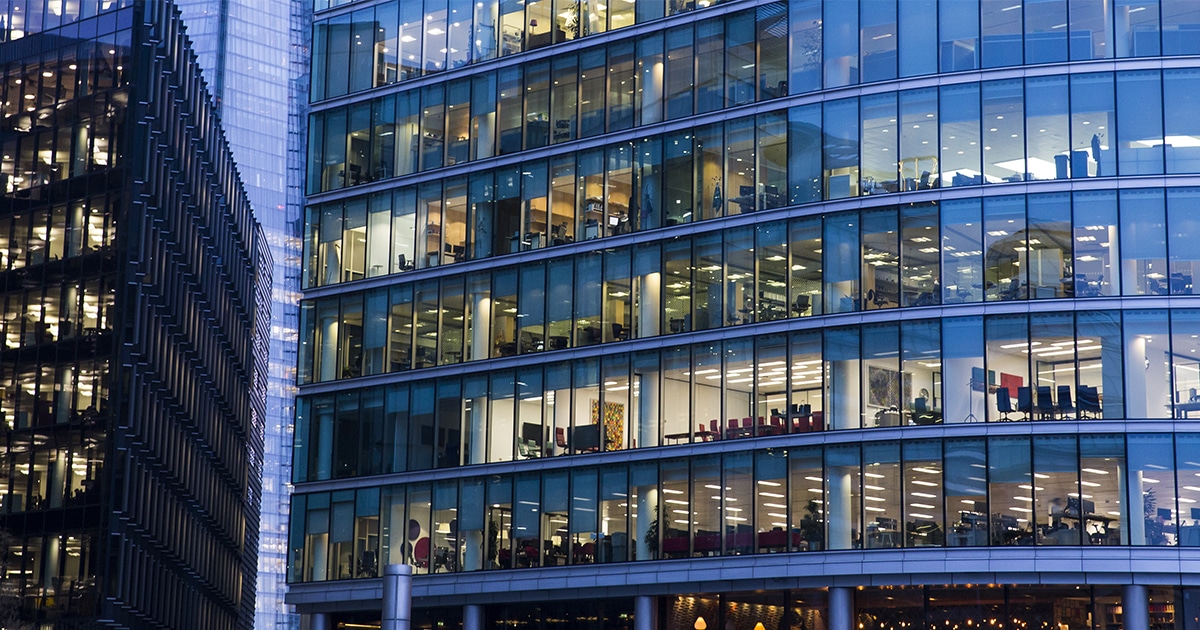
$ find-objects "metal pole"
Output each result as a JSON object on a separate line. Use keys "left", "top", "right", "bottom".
{"left": 383, "top": 563, "right": 413, "bottom": 630}
{"left": 829, "top": 587, "right": 854, "bottom": 630}
{"left": 1123, "top": 584, "right": 1149, "bottom": 630}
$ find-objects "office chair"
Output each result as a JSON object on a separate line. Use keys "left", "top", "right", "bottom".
{"left": 995, "top": 387, "right": 1013, "bottom": 421}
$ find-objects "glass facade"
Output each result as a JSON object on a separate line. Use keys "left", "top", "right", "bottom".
{"left": 0, "top": 3, "right": 268, "bottom": 629}
{"left": 293, "top": 0, "right": 1200, "bottom": 629}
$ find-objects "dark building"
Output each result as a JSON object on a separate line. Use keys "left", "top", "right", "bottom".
{"left": 0, "top": 1, "right": 268, "bottom": 628}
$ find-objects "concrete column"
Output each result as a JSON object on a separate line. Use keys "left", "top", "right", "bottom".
{"left": 311, "top": 612, "right": 331, "bottom": 630}
{"left": 468, "top": 399, "right": 488, "bottom": 465}
{"left": 636, "top": 486, "right": 659, "bottom": 560}
{"left": 637, "top": 373, "right": 660, "bottom": 449}
{"left": 830, "top": 360, "right": 860, "bottom": 430}
{"left": 828, "top": 587, "right": 854, "bottom": 630}
{"left": 638, "top": 272, "right": 661, "bottom": 338}
{"left": 383, "top": 564, "right": 413, "bottom": 630}
{"left": 828, "top": 471, "right": 853, "bottom": 550}
{"left": 1123, "top": 584, "right": 1149, "bottom": 630}
{"left": 1125, "top": 335, "right": 1148, "bottom": 418}
{"left": 471, "top": 295, "right": 491, "bottom": 361}
{"left": 635, "top": 595, "right": 658, "bottom": 630}
{"left": 464, "top": 604, "right": 486, "bottom": 630}
{"left": 1129, "top": 469, "right": 1146, "bottom": 545}
{"left": 462, "top": 530, "right": 483, "bottom": 571}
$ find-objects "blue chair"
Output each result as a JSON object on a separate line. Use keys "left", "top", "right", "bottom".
{"left": 1016, "top": 387, "right": 1033, "bottom": 421}
{"left": 995, "top": 387, "right": 1014, "bottom": 421}
{"left": 1035, "top": 386, "right": 1055, "bottom": 420}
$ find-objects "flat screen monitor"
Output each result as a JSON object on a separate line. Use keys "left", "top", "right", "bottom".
{"left": 521, "top": 422, "right": 543, "bottom": 445}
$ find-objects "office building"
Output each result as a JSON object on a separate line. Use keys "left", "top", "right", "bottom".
{"left": 289, "top": 1, "right": 1200, "bottom": 629}
{"left": 0, "top": 1, "right": 269, "bottom": 627}
{"left": 171, "top": 1, "right": 307, "bottom": 627}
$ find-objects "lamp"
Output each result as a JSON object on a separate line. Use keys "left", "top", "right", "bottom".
{"left": 755, "top": 623, "right": 765, "bottom": 630}
{"left": 695, "top": 617, "right": 707, "bottom": 630}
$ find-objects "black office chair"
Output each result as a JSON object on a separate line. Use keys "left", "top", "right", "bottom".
{"left": 913, "top": 397, "right": 937, "bottom": 425}
{"left": 1056, "top": 385, "right": 1075, "bottom": 420}
{"left": 1077, "top": 386, "right": 1101, "bottom": 419}
{"left": 793, "top": 294, "right": 811, "bottom": 316}
{"left": 1035, "top": 386, "right": 1055, "bottom": 420}
{"left": 995, "top": 387, "right": 1013, "bottom": 421}
{"left": 1016, "top": 387, "right": 1033, "bottom": 421}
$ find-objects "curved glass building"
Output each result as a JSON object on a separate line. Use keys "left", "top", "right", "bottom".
{"left": 290, "top": 1, "right": 1200, "bottom": 629}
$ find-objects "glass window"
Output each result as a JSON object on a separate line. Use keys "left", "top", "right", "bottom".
{"left": 1163, "top": 0, "right": 1200, "bottom": 55}
{"left": 1116, "top": 70, "right": 1164, "bottom": 175}
{"left": 983, "top": 195, "right": 1026, "bottom": 301}
{"left": 1031, "top": 311, "right": 1077, "bottom": 419}
{"left": 788, "top": 216, "right": 822, "bottom": 317}
{"left": 756, "top": 222, "right": 788, "bottom": 323}
{"left": 389, "top": 285, "right": 413, "bottom": 372}
{"left": 899, "top": 88, "right": 938, "bottom": 190}
{"left": 492, "top": 269, "right": 518, "bottom": 357}
{"left": 758, "top": 4, "right": 788, "bottom": 99}
{"left": 695, "top": 19, "right": 724, "bottom": 114}
{"left": 825, "top": 443, "right": 861, "bottom": 550}
{"left": 788, "top": 446, "right": 824, "bottom": 551}
{"left": 1175, "top": 435, "right": 1200, "bottom": 545}
{"left": 1070, "top": 73, "right": 1115, "bottom": 178}
{"left": 693, "top": 234, "right": 722, "bottom": 331}
{"left": 900, "top": 204, "right": 939, "bottom": 307}
{"left": 1076, "top": 310, "right": 1124, "bottom": 420}
{"left": 725, "top": 120, "right": 755, "bottom": 216}
{"left": 695, "top": 124, "right": 724, "bottom": 220}
{"left": 632, "top": 350, "right": 662, "bottom": 447}
{"left": 788, "top": 104, "right": 823, "bottom": 204}
{"left": 824, "top": 100, "right": 860, "bottom": 199}
{"left": 1124, "top": 309, "right": 1172, "bottom": 419}
{"left": 637, "top": 35, "right": 664, "bottom": 126}
{"left": 862, "top": 442, "right": 901, "bottom": 548}
{"left": 471, "top": 73, "right": 497, "bottom": 161}
{"left": 518, "top": 264, "right": 546, "bottom": 354}
{"left": 899, "top": 320, "right": 940, "bottom": 426}
{"left": 898, "top": 0, "right": 936, "bottom": 77}
{"left": 659, "top": 458, "right": 690, "bottom": 559}
{"left": 603, "top": 249, "right": 632, "bottom": 342}
{"left": 823, "top": 0, "right": 858, "bottom": 88}
{"left": 862, "top": 323, "right": 901, "bottom": 428}
{"left": 825, "top": 326, "right": 861, "bottom": 430}
{"left": 754, "top": 450, "right": 789, "bottom": 552}
{"left": 860, "top": 0, "right": 897, "bottom": 82}
{"left": 665, "top": 26, "right": 694, "bottom": 120}
{"left": 861, "top": 209, "right": 899, "bottom": 310}
{"left": 550, "top": 156, "right": 576, "bottom": 244}
{"left": 1128, "top": 434, "right": 1177, "bottom": 545}
{"left": 724, "top": 338, "right": 755, "bottom": 427}
{"left": 663, "top": 238, "right": 692, "bottom": 333}
{"left": 824, "top": 213, "right": 860, "bottom": 313}
{"left": 1026, "top": 192, "right": 1071, "bottom": 298}
{"left": 1070, "top": 0, "right": 1113, "bottom": 60}
{"left": 1025, "top": 76, "right": 1070, "bottom": 180}
{"left": 724, "top": 452, "right": 753, "bottom": 554}
{"left": 982, "top": 79, "right": 1026, "bottom": 183}
{"left": 1170, "top": 310, "right": 1200, "bottom": 417}
{"left": 980, "top": 0, "right": 1021, "bottom": 68}
{"left": 1072, "top": 190, "right": 1120, "bottom": 297}
{"left": 939, "top": 0, "right": 979, "bottom": 72}
{"left": 420, "top": 85, "right": 445, "bottom": 171}
{"left": 522, "top": 161, "right": 549, "bottom": 249}
{"left": 599, "top": 466, "right": 630, "bottom": 562}
{"left": 661, "top": 346, "right": 692, "bottom": 442}
{"left": 1120, "top": 188, "right": 1168, "bottom": 296}
{"left": 942, "top": 316, "right": 983, "bottom": 425}
{"left": 725, "top": 11, "right": 756, "bottom": 106}
{"left": 1168, "top": 188, "right": 1200, "bottom": 294}
{"left": 396, "top": 92, "right": 420, "bottom": 176}
{"left": 940, "top": 83, "right": 981, "bottom": 187}
{"left": 547, "top": 260, "right": 573, "bottom": 350}
{"left": 942, "top": 437, "right": 986, "bottom": 547}
{"left": 1024, "top": 0, "right": 1068, "bottom": 64}
{"left": 988, "top": 436, "right": 1032, "bottom": 545}
{"left": 664, "top": 132, "right": 694, "bottom": 225}
{"left": 525, "top": 61, "right": 550, "bottom": 150}
{"left": 575, "top": 253, "right": 602, "bottom": 346}
{"left": 692, "top": 342, "right": 721, "bottom": 437}
{"left": 1164, "top": 69, "right": 1200, "bottom": 174}
{"left": 985, "top": 313, "right": 1029, "bottom": 422}
{"left": 789, "top": 0, "right": 822, "bottom": 93}
{"left": 550, "top": 55, "right": 578, "bottom": 145}
{"left": 579, "top": 49, "right": 606, "bottom": 138}
{"left": 860, "top": 93, "right": 898, "bottom": 196}
{"left": 631, "top": 461, "right": 659, "bottom": 560}
{"left": 497, "top": 68, "right": 523, "bottom": 155}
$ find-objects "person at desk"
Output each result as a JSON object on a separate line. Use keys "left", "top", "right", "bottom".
{"left": 1048, "top": 497, "right": 1066, "bottom": 529}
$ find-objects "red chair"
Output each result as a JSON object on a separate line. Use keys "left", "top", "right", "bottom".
{"left": 556, "top": 427, "right": 568, "bottom": 451}
{"left": 697, "top": 423, "right": 712, "bottom": 441}
{"left": 726, "top": 419, "right": 740, "bottom": 440}
{"left": 770, "top": 416, "right": 784, "bottom": 434}
{"left": 413, "top": 537, "right": 431, "bottom": 569}
{"left": 710, "top": 419, "right": 722, "bottom": 439}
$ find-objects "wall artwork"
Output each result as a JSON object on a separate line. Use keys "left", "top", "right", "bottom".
{"left": 590, "top": 399, "right": 625, "bottom": 451}
{"left": 868, "top": 366, "right": 912, "bottom": 408}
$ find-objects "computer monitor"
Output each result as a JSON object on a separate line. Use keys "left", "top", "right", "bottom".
{"left": 521, "top": 422, "right": 544, "bottom": 446}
